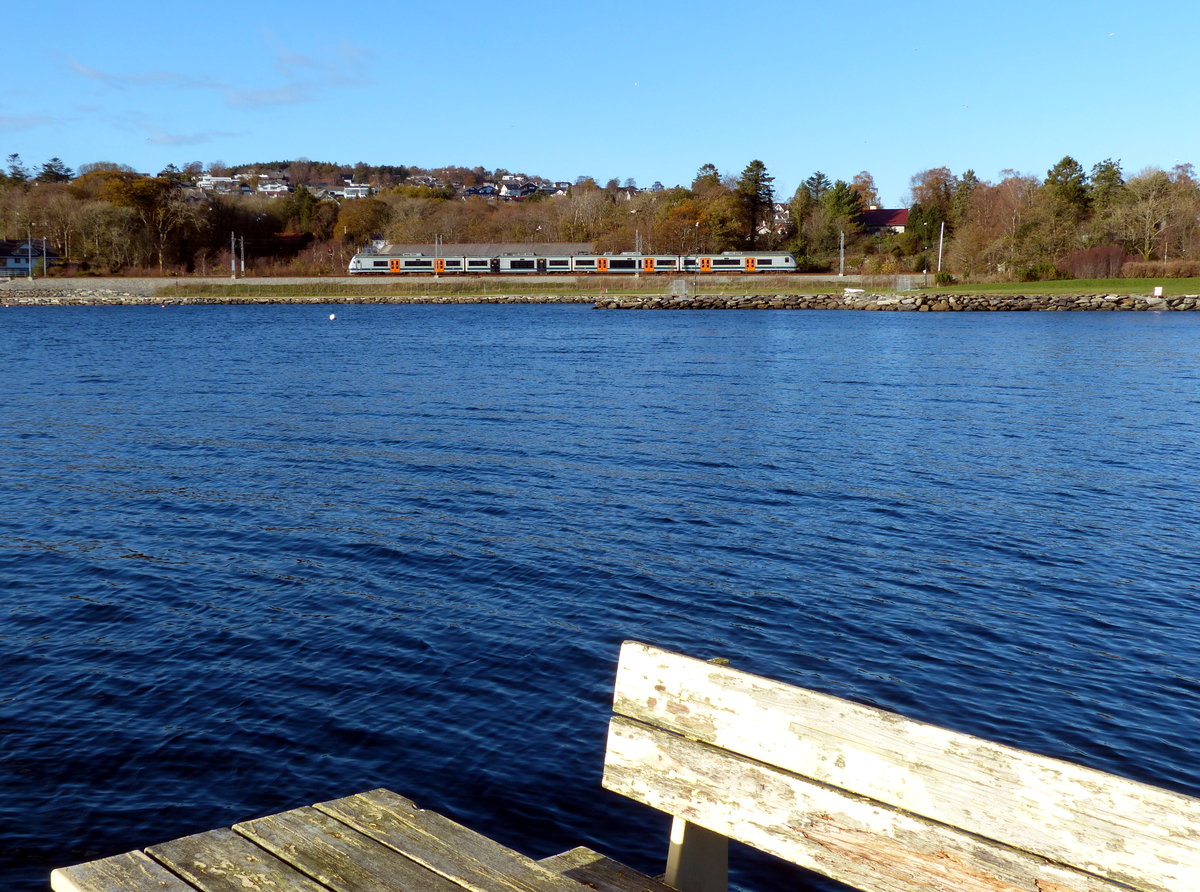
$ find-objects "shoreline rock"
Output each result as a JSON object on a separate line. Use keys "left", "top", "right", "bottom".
{"left": 592, "top": 293, "right": 1200, "bottom": 311}
{"left": 0, "top": 289, "right": 598, "bottom": 307}
{"left": 1, "top": 280, "right": 1196, "bottom": 312}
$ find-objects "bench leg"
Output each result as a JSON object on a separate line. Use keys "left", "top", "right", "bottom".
{"left": 664, "top": 817, "right": 727, "bottom": 892}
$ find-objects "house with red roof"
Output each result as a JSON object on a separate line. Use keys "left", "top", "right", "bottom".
{"left": 861, "top": 207, "right": 909, "bottom": 234}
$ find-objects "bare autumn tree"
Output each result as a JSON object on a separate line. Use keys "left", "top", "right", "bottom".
{"left": 96, "top": 173, "right": 196, "bottom": 271}
{"left": 908, "top": 167, "right": 957, "bottom": 216}
{"left": 1112, "top": 168, "right": 1175, "bottom": 261}
{"left": 336, "top": 197, "right": 392, "bottom": 245}
{"left": 1164, "top": 164, "right": 1200, "bottom": 260}
{"left": 850, "top": 171, "right": 880, "bottom": 208}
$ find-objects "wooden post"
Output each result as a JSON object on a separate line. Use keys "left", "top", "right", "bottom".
{"left": 664, "top": 817, "right": 727, "bottom": 892}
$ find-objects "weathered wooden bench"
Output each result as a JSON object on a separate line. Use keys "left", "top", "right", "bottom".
{"left": 53, "top": 640, "right": 1200, "bottom": 892}
{"left": 602, "top": 641, "right": 1200, "bottom": 892}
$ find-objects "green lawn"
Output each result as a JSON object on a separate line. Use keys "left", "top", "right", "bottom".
{"left": 922, "top": 277, "right": 1200, "bottom": 296}
{"left": 155, "top": 275, "right": 848, "bottom": 299}
{"left": 154, "top": 275, "right": 1200, "bottom": 300}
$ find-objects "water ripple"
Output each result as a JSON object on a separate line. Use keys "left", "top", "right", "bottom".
{"left": 2, "top": 306, "right": 1200, "bottom": 890}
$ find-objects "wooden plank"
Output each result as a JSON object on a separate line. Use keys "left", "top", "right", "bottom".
{"left": 538, "top": 847, "right": 677, "bottom": 892}
{"left": 603, "top": 715, "right": 1132, "bottom": 892}
{"left": 612, "top": 640, "right": 1200, "bottom": 892}
{"left": 315, "top": 788, "right": 585, "bottom": 892}
{"left": 146, "top": 826, "right": 329, "bottom": 892}
{"left": 51, "top": 850, "right": 195, "bottom": 892}
{"left": 235, "top": 804, "right": 464, "bottom": 892}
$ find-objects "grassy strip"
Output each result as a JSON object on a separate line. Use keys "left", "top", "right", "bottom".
{"left": 152, "top": 275, "right": 858, "bottom": 299}
{"left": 152, "top": 275, "right": 1200, "bottom": 300}
{"left": 921, "top": 277, "right": 1200, "bottom": 296}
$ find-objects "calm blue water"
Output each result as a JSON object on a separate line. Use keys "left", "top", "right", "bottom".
{"left": 3, "top": 304, "right": 1200, "bottom": 891}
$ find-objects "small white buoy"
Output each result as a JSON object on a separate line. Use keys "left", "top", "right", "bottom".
{"left": 329, "top": 313, "right": 336, "bottom": 321}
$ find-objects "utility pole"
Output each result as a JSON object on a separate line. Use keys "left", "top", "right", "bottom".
{"left": 239, "top": 236, "right": 245, "bottom": 277}
{"left": 937, "top": 222, "right": 945, "bottom": 273}
{"left": 28, "top": 226, "right": 34, "bottom": 281}
{"left": 838, "top": 230, "right": 845, "bottom": 276}
{"left": 230, "top": 232, "right": 236, "bottom": 279}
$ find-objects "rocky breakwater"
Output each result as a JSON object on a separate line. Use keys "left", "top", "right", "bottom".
{"left": 0, "top": 287, "right": 153, "bottom": 306}
{"left": 0, "top": 284, "right": 598, "bottom": 307}
{"left": 593, "top": 292, "right": 1200, "bottom": 311}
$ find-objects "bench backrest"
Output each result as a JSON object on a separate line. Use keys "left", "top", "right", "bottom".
{"left": 602, "top": 641, "right": 1200, "bottom": 892}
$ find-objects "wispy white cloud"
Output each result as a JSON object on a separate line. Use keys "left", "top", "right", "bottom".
{"left": 266, "top": 30, "right": 373, "bottom": 86}
{"left": 69, "top": 58, "right": 201, "bottom": 89}
{"left": 147, "top": 129, "right": 243, "bottom": 146}
{"left": 67, "top": 34, "right": 372, "bottom": 111}
{"left": 221, "top": 84, "right": 312, "bottom": 109}
{"left": 0, "top": 115, "right": 55, "bottom": 132}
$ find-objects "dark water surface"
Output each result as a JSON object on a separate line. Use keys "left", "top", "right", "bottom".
{"left": 3, "top": 304, "right": 1200, "bottom": 890}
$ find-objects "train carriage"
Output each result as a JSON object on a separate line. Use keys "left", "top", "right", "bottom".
{"left": 348, "top": 249, "right": 796, "bottom": 275}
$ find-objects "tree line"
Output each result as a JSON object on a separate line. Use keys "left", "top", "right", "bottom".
{"left": 1, "top": 152, "right": 1197, "bottom": 279}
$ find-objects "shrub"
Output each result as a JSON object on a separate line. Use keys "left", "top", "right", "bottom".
{"left": 792, "top": 254, "right": 829, "bottom": 273}
{"left": 1121, "top": 260, "right": 1200, "bottom": 278}
{"left": 1058, "top": 245, "right": 1127, "bottom": 279}
{"left": 934, "top": 271, "right": 956, "bottom": 286}
{"left": 1020, "top": 262, "right": 1070, "bottom": 282}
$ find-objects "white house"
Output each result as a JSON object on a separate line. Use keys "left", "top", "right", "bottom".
{"left": 196, "top": 175, "right": 245, "bottom": 193}
{"left": 0, "top": 239, "right": 60, "bottom": 277}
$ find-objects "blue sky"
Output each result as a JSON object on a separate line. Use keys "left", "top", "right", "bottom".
{"left": 4, "top": 0, "right": 1198, "bottom": 205}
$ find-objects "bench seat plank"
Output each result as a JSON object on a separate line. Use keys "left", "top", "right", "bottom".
{"left": 51, "top": 850, "right": 196, "bottom": 892}
{"left": 538, "top": 846, "right": 676, "bottom": 892}
{"left": 315, "top": 789, "right": 587, "bottom": 892}
{"left": 605, "top": 715, "right": 1130, "bottom": 892}
{"left": 236, "top": 804, "right": 466, "bottom": 892}
{"left": 612, "top": 641, "right": 1200, "bottom": 892}
{"left": 146, "top": 826, "right": 329, "bottom": 892}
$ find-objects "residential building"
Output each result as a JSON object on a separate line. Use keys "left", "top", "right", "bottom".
{"left": 196, "top": 175, "right": 245, "bottom": 194}
{"left": 861, "top": 207, "right": 909, "bottom": 234}
{"left": 0, "top": 239, "right": 61, "bottom": 277}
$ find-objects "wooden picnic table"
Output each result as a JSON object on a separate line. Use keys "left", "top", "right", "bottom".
{"left": 51, "top": 787, "right": 661, "bottom": 892}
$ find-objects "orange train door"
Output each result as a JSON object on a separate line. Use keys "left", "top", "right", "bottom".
{"left": 699, "top": 257, "right": 712, "bottom": 273}
{"left": 597, "top": 257, "right": 609, "bottom": 273}
{"left": 434, "top": 258, "right": 445, "bottom": 275}
{"left": 643, "top": 257, "right": 655, "bottom": 272}
{"left": 745, "top": 257, "right": 757, "bottom": 272}
{"left": 389, "top": 259, "right": 402, "bottom": 274}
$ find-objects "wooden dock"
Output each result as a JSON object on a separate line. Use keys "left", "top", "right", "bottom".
{"left": 51, "top": 787, "right": 668, "bottom": 892}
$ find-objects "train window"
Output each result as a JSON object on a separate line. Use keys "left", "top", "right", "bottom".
{"left": 407, "top": 260, "right": 433, "bottom": 268}
{"left": 445, "top": 260, "right": 462, "bottom": 267}
{"left": 548, "top": 260, "right": 569, "bottom": 267}
{"left": 373, "top": 260, "right": 389, "bottom": 267}
{"left": 757, "top": 258, "right": 773, "bottom": 265}
{"left": 576, "top": 260, "right": 595, "bottom": 267}
{"left": 468, "top": 260, "right": 489, "bottom": 267}
{"left": 610, "top": 259, "right": 636, "bottom": 270}
{"left": 713, "top": 258, "right": 740, "bottom": 266}
{"left": 508, "top": 260, "right": 536, "bottom": 270}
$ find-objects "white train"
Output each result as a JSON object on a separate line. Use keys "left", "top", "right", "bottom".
{"left": 347, "top": 250, "right": 797, "bottom": 275}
